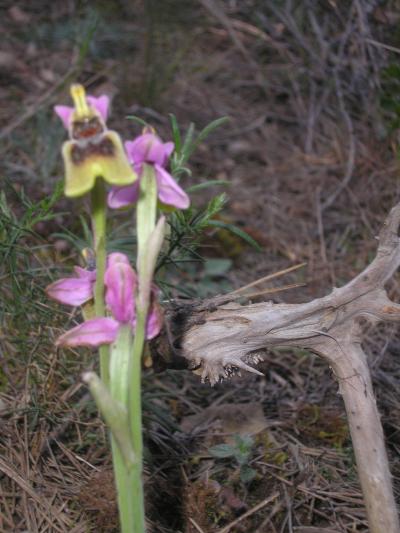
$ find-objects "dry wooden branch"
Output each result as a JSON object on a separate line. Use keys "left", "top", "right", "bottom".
{"left": 153, "top": 202, "right": 400, "bottom": 533}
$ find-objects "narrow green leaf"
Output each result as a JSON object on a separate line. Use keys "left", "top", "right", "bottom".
{"left": 195, "top": 116, "right": 229, "bottom": 146}
{"left": 181, "top": 122, "right": 195, "bottom": 163}
{"left": 188, "top": 179, "right": 230, "bottom": 193}
{"left": 169, "top": 114, "right": 182, "bottom": 153}
{"left": 208, "top": 220, "right": 262, "bottom": 251}
{"left": 125, "top": 115, "right": 149, "bottom": 128}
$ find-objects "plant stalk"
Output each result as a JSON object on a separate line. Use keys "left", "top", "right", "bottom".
{"left": 124, "top": 164, "right": 158, "bottom": 533}
{"left": 330, "top": 342, "right": 400, "bottom": 533}
{"left": 91, "top": 179, "right": 109, "bottom": 386}
{"left": 127, "top": 310, "right": 146, "bottom": 533}
{"left": 110, "top": 324, "right": 144, "bottom": 533}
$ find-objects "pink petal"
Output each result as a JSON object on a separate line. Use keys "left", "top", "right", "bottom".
{"left": 155, "top": 165, "right": 190, "bottom": 209}
{"left": 87, "top": 95, "right": 110, "bottom": 122}
{"left": 46, "top": 277, "right": 94, "bottom": 306}
{"left": 74, "top": 266, "right": 97, "bottom": 282}
{"left": 125, "top": 133, "right": 170, "bottom": 166}
{"left": 145, "top": 301, "right": 163, "bottom": 340}
{"left": 56, "top": 318, "right": 119, "bottom": 347}
{"left": 107, "top": 252, "right": 131, "bottom": 267}
{"left": 54, "top": 105, "right": 73, "bottom": 130}
{"left": 162, "top": 142, "right": 175, "bottom": 162}
{"left": 107, "top": 182, "right": 141, "bottom": 209}
{"left": 104, "top": 254, "right": 137, "bottom": 323}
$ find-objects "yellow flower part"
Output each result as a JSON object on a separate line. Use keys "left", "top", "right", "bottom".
{"left": 70, "top": 84, "right": 91, "bottom": 120}
{"left": 56, "top": 84, "right": 137, "bottom": 198}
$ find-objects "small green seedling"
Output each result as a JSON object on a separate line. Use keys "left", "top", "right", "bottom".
{"left": 209, "top": 434, "right": 257, "bottom": 484}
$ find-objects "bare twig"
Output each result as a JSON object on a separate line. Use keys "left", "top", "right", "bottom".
{"left": 229, "top": 262, "right": 306, "bottom": 295}
{"left": 189, "top": 517, "right": 207, "bottom": 533}
{"left": 158, "top": 202, "right": 400, "bottom": 533}
{"left": 321, "top": 73, "right": 356, "bottom": 211}
{"left": 365, "top": 38, "right": 400, "bottom": 55}
{"left": 216, "top": 491, "right": 280, "bottom": 533}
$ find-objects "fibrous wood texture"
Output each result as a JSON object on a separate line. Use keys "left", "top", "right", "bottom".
{"left": 155, "top": 203, "right": 400, "bottom": 532}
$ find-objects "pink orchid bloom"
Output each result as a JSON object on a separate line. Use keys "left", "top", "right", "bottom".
{"left": 53, "top": 85, "right": 137, "bottom": 198}
{"left": 107, "top": 132, "right": 190, "bottom": 210}
{"left": 51, "top": 253, "right": 162, "bottom": 347}
{"left": 54, "top": 95, "right": 110, "bottom": 132}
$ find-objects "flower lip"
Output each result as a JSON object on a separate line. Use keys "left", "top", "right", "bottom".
{"left": 71, "top": 116, "right": 105, "bottom": 141}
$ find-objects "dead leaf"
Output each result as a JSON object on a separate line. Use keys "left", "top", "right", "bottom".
{"left": 181, "top": 402, "right": 268, "bottom": 436}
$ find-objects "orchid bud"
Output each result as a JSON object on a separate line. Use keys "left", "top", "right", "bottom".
{"left": 82, "top": 372, "right": 136, "bottom": 469}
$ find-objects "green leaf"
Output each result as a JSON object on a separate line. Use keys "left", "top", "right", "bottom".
{"left": 182, "top": 117, "right": 229, "bottom": 163}
{"left": 208, "top": 220, "right": 262, "bottom": 251}
{"left": 240, "top": 465, "right": 256, "bottom": 483}
{"left": 209, "top": 443, "right": 235, "bottom": 458}
{"left": 235, "top": 434, "right": 254, "bottom": 449}
{"left": 187, "top": 179, "right": 230, "bottom": 193}
{"left": 181, "top": 122, "right": 195, "bottom": 163}
{"left": 125, "top": 115, "right": 149, "bottom": 128}
{"left": 194, "top": 117, "right": 229, "bottom": 147}
{"left": 169, "top": 114, "right": 182, "bottom": 153}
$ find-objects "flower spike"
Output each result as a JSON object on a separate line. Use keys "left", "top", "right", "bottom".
{"left": 48, "top": 253, "right": 162, "bottom": 347}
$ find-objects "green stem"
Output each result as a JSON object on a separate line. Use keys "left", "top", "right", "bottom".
{"left": 123, "top": 164, "right": 158, "bottom": 533}
{"left": 128, "top": 310, "right": 146, "bottom": 533}
{"left": 91, "top": 179, "right": 109, "bottom": 386}
{"left": 110, "top": 325, "right": 144, "bottom": 533}
{"left": 136, "top": 165, "right": 157, "bottom": 267}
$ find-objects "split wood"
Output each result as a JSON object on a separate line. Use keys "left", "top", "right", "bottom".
{"left": 157, "top": 202, "right": 400, "bottom": 533}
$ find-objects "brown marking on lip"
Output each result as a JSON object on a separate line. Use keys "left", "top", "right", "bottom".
{"left": 72, "top": 117, "right": 104, "bottom": 141}
{"left": 71, "top": 137, "right": 115, "bottom": 165}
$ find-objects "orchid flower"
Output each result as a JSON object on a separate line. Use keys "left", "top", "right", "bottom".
{"left": 47, "top": 253, "right": 162, "bottom": 346}
{"left": 54, "top": 84, "right": 137, "bottom": 198}
{"left": 108, "top": 130, "right": 190, "bottom": 210}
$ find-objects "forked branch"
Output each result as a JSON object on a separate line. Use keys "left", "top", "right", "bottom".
{"left": 153, "top": 202, "right": 400, "bottom": 532}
